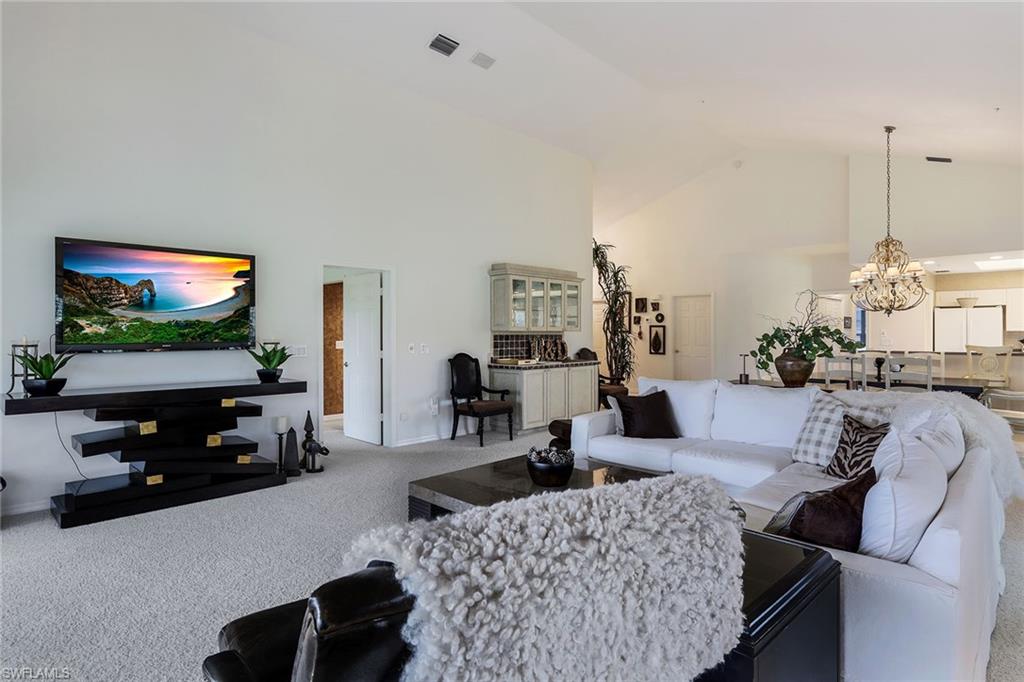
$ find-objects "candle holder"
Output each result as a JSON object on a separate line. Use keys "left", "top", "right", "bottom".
{"left": 7, "top": 340, "right": 40, "bottom": 395}
{"left": 738, "top": 354, "right": 750, "bottom": 385}
{"left": 273, "top": 416, "right": 290, "bottom": 474}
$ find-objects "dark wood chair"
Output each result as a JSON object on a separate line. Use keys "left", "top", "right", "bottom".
{"left": 448, "top": 353, "right": 513, "bottom": 447}
{"left": 575, "top": 347, "right": 628, "bottom": 409}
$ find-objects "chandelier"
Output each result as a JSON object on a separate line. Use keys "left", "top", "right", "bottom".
{"left": 849, "top": 125, "right": 926, "bottom": 317}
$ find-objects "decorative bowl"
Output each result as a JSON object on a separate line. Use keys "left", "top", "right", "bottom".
{"left": 527, "top": 459, "right": 574, "bottom": 487}
{"left": 257, "top": 368, "right": 283, "bottom": 383}
{"left": 22, "top": 378, "right": 67, "bottom": 397}
{"left": 956, "top": 297, "right": 979, "bottom": 309}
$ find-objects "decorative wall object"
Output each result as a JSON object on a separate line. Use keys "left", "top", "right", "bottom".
{"left": 655, "top": 313, "right": 665, "bottom": 323}
{"left": 843, "top": 316, "right": 853, "bottom": 330}
{"left": 649, "top": 325, "right": 666, "bottom": 355}
{"left": 635, "top": 298, "right": 648, "bottom": 313}
{"left": 651, "top": 302, "right": 660, "bottom": 312}
{"left": 633, "top": 315, "right": 641, "bottom": 326}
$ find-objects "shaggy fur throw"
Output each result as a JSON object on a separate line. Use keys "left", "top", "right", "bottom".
{"left": 832, "top": 390, "right": 1024, "bottom": 502}
{"left": 346, "top": 475, "right": 744, "bottom": 682}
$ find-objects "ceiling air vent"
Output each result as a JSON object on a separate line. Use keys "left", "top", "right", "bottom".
{"left": 471, "top": 52, "right": 496, "bottom": 70}
{"left": 935, "top": 269, "right": 951, "bottom": 273}
{"left": 429, "top": 34, "right": 459, "bottom": 57}
{"left": 926, "top": 156, "right": 953, "bottom": 163}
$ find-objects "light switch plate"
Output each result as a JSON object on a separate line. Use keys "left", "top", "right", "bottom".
{"left": 335, "top": 340, "right": 343, "bottom": 350}
{"left": 292, "top": 345, "right": 308, "bottom": 357}
{"left": 408, "top": 343, "right": 416, "bottom": 354}
{"left": 420, "top": 343, "right": 430, "bottom": 354}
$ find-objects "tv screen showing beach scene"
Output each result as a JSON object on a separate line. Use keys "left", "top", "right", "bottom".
{"left": 55, "top": 238, "right": 255, "bottom": 351}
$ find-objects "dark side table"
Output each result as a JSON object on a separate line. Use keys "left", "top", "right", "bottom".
{"left": 697, "top": 531, "right": 840, "bottom": 682}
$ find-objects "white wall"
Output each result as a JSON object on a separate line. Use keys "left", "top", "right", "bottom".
{"left": 849, "top": 154, "right": 1023, "bottom": 263}
{"left": 1, "top": 4, "right": 592, "bottom": 513}
{"left": 595, "top": 151, "right": 849, "bottom": 382}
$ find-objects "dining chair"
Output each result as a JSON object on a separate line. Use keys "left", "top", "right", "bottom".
{"left": 823, "top": 353, "right": 867, "bottom": 390}
{"left": 904, "top": 351, "right": 946, "bottom": 380}
{"left": 448, "top": 353, "right": 514, "bottom": 447}
{"left": 980, "top": 388, "right": 1024, "bottom": 434}
{"left": 965, "top": 346, "right": 1013, "bottom": 388}
{"left": 884, "top": 355, "right": 933, "bottom": 392}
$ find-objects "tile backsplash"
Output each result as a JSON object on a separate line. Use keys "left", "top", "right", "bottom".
{"left": 492, "top": 334, "right": 564, "bottom": 360}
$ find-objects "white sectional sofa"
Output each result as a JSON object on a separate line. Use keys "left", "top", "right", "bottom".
{"left": 571, "top": 378, "right": 1008, "bottom": 682}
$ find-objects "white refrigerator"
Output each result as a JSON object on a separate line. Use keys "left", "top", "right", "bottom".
{"left": 933, "top": 306, "right": 1004, "bottom": 352}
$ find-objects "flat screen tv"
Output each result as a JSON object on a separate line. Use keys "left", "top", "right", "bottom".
{"left": 55, "top": 237, "right": 256, "bottom": 352}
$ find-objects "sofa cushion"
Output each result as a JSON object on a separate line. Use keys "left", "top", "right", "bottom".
{"left": 792, "top": 392, "right": 891, "bottom": 465}
{"left": 764, "top": 469, "right": 877, "bottom": 552}
{"left": 637, "top": 377, "right": 718, "bottom": 439}
{"left": 671, "top": 440, "right": 793, "bottom": 488}
{"left": 608, "top": 385, "right": 657, "bottom": 435}
{"left": 912, "top": 412, "right": 965, "bottom": 479}
{"left": 588, "top": 435, "right": 704, "bottom": 473}
{"left": 709, "top": 382, "right": 818, "bottom": 449}
{"left": 860, "top": 430, "right": 948, "bottom": 563}
{"left": 613, "top": 390, "right": 680, "bottom": 439}
{"left": 734, "top": 462, "right": 844, "bottom": 512}
{"left": 823, "top": 414, "right": 890, "bottom": 480}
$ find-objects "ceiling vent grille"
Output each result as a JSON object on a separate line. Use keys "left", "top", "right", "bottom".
{"left": 429, "top": 34, "right": 459, "bottom": 57}
{"left": 926, "top": 156, "right": 953, "bottom": 163}
{"left": 471, "top": 52, "right": 496, "bottom": 70}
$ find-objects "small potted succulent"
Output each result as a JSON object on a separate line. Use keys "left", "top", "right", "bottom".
{"left": 17, "top": 351, "right": 73, "bottom": 397}
{"left": 526, "top": 446, "right": 575, "bottom": 487}
{"left": 248, "top": 343, "right": 292, "bottom": 383}
{"left": 751, "top": 290, "right": 860, "bottom": 387}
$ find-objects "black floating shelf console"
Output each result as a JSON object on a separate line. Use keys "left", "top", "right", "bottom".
{"left": 4, "top": 378, "right": 307, "bottom": 528}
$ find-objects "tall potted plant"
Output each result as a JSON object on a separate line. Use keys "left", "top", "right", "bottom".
{"left": 592, "top": 239, "right": 635, "bottom": 384}
{"left": 750, "top": 290, "right": 860, "bottom": 387}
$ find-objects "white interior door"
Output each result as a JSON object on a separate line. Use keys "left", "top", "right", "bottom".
{"left": 343, "top": 272, "right": 382, "bottom": 444}
{"left": 673, "top": 295, "right": 712, "bottom": 380}
{"left": 966, "top": 307, "right": 1004, "bottom": 346}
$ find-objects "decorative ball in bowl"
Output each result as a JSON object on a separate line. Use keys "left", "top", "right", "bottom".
{"left": 526, "top": 446, "right": 575, "bottom": 487}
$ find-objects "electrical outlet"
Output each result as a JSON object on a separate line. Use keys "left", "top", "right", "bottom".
{"left": 292, "top": 345, "right": 308, "bottom": 357}
{"left": 407, "top": 343, "right": 416, "bottom": 354}
{"left": 429, "top": 397, "right": 439, "bottom": 416}
{"left": 420, "top": 343, "right": 430, "bottom": 354}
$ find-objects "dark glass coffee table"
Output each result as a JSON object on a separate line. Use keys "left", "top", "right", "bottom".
{"left": 409, "top": 456, "right": 839, "bottom": 681}
{"left": 408, "top": 455, "right": 655, "bottom": 521}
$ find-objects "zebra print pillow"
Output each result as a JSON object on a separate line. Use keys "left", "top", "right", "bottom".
{"left": 824, "top": 415, "right": 890, "bottom": 480}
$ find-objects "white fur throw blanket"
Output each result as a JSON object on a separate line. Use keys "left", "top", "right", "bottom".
{"left": 833, "top": 390, "right": 1024, "bottom": 501}
{"left": 346, "top": 474, "right": 744, "bottom": 682}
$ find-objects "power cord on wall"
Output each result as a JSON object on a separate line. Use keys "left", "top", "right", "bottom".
{"left": 54, "top": 412, "right": 90, "bottom": 494}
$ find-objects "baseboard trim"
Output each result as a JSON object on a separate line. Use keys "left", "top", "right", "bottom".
{"left": 2, "top": 499, "right": 51, "bottom": 516}
{"left": 394, "top": 434, "right": 445, "bottom": 447}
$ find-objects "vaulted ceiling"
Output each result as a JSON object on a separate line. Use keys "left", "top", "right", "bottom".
{"left": 197, "top": 2, "right": 1022, "bottom": 228}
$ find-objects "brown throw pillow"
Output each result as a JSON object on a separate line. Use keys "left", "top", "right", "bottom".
{"left": 616, "top": 390, "right": 680, "bottom": 439}
{"left": 764, "top": 469, "right": 877, "bottom": 552}
{"left": 823, "top": 414, "right": 890, "bottom": 480}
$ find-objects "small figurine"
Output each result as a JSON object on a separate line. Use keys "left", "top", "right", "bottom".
{"left": 300, "top": 410, "right": 329, "bottom": 474}
{"left": 283, "top": 427, "right": 302, "bottom": 477}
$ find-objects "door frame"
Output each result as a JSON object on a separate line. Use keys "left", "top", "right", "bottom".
{"left": 318, "top": 265, "right": 395, "bottom": 447}
{"left": 670, "top": 293, "right": 715, "bottom": 380}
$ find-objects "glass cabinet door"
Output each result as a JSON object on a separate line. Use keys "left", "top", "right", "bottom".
{"left": 565, "top": 282, "right": 580, "bottom": 331}
{"left": 548, "top": 281, "right": 564, "bottom": 329}
{"left": 510, "top": 277, "right": 528, "bottom": 329}
{"left": 529, "top": 279, "right": 547, "bottom": 330}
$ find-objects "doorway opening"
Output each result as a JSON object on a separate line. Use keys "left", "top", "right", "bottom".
{"left": 321, "top": 265, "right": 391, "bottom": 446}
{"left": 672, "top": 294, "right": 713, "bottom": 380}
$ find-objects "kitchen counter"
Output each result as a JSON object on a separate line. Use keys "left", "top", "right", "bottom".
{"left": 488, "top": 359, "right": 600, "bottom": 370}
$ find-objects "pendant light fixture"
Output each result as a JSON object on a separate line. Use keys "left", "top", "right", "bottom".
{"left": 849, "top": 125, "right": 926, "bottom": 316}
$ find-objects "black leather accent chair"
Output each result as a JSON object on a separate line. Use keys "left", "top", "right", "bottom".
{"left": 448, "top": 352, "right": 513, "bottom": 446}
{"left": 202, "top": 563, "right": 414, "bottom": 682}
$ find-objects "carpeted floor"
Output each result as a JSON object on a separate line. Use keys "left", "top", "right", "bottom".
{"left": 1, "top": 431, "right": 1022, "bottom": 681}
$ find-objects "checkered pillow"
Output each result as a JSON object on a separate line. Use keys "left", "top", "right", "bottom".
{"left": 792, "top": 392, "right": 890, "bottom": 466}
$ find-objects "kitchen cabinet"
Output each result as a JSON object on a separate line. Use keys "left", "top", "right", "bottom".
{"left": 934, "top": 306, "right": 1005, "bottom": 352}
{"left": 1006, "top": 288, "right": 1024, "bottom": 331}
{"left": 490, "top": 364, "right": 598, "bottom": 431}
{"left": 489, "top": 264, "right": 584, "bottom": 333}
